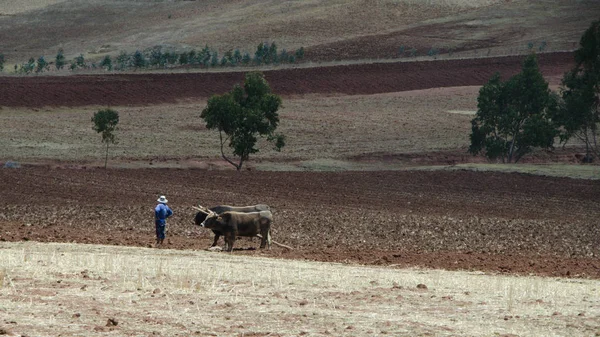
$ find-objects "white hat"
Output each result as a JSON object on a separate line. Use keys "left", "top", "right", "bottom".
{"left": 157, "top": 195, "right": 168, "bottom": 203}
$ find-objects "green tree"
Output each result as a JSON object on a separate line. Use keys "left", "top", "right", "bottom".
{"left": 200, "top": 72, "right": 285, "bottom": 170}
{"left": 36, "top": 56, "right": 48, "bottom": 73}
{"left": 188, "top": 50, "right": 197, "bottom": 64}
{"left": 200, "top": 45, "right": 211, "bottom": 66}
{"left": 0, "top": 53, "right": 5, "bottom": 72}
{"left": 254, "top": 42, "right": 266, "bottom": 64}
{"left": 552, "top": 20, "right": 600, "bottom": 161}
{"left": 241, "top": 52, "right": 251, "bottom": 65}
{"left": 224, "top": 49, "right": 234, "bottom": 64}
{"left": 166, "top": 52, "right": 178, "bottom": 65}
{"left": 91, "top": 108, "right": 120, "bottom": 169}
{"left": 147, "top": 46, "right": 163, "bottom": 67}
{"left": 279, "top": 49, "right": 289, "bottom": 63}
{"left": 266, "top": 42, "right": 278, "bottom": 64}
{"left": 74, "top": 54, "right": 86, "bottom": 68}
{"left": 295, "top": 46, "right": 305, "bottom": 60}
{"left": 23, "top": 58, "right": 36, "bottom": 74}
{"left": 220, "top": 56, "right": 228, "bottom": 67}
{"left": 469, "top": 54, "right": 559, "bottom": 163}
{"left": 210, "top": 51, "right": 219, "bottom": 67}
{"left": 233, "top": 49, "right": 242, "bottom": 65}
{"left": 100, "top": 55, "right": 112, "bottom": 70}
{"left": 179, "top": 52, "right": 189, "bottom": 65}
{"left": 115, "top": 51, "right": 130, "bottom": 70}
{"left": 132, "top": 50, "right": 147, "bottom": 69}
{"left": 55, "top": 48, "right": 65, "bottom": 70}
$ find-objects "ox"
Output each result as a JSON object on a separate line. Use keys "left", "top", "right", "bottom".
{"left": 197, "top": 210, "right": 273, "bottom": 252}
{"left": 193, "top": 204, "right": 270, "bottom": 247}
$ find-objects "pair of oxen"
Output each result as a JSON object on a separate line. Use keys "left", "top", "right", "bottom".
{"left": 193, "top": 204, "right": 273, "bottom": 252}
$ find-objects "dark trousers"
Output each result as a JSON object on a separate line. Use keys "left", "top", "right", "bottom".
{"left": 155, "top": 221, "right": 166, "bottom": 240}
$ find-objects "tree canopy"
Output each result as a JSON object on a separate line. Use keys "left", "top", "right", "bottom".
{"left": 552, "top": 20, "right": 600, "bottom": 161}
{"left": 469, "top": 54, "right": 558, "bottom": 163}
{"left": 91, "top": 108, "right": 119, "bottom": 169}
{"left": 201, "top": 71, "right": 285, "bottom": 170}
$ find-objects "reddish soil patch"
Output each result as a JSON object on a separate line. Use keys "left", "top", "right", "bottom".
{"left": 0, "top": 52, "right": 573, "bottom": 107}
{"left": 1, "top": 166, "right": 599, "bottom": 278}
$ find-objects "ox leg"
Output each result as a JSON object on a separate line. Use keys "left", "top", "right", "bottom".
{"left": 260, "top": 228, "right": 271, "bottom": 249}
{"left": 211, "top": 230, "right": 221, "bottom": 247}
{"left": 224, "top": 232, "right": 236, "bottom": 252}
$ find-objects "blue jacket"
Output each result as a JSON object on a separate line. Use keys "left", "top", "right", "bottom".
{"left": 155, "top": 203, "right": 173, "bottom": 225}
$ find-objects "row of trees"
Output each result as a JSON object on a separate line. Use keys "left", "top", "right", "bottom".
{"left": 5, "top": 42, "right": 305, "bottom": 74}
{"left": 469, "top": 20, "right": 600, "bottom": 163}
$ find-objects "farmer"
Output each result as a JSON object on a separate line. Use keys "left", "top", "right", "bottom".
{"left": 154, "top": 195, "right": 173, "bottom": 247}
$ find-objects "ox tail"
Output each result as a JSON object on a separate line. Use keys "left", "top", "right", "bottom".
{"left": 256, "top": 234, "right": 293, "bottom": 250}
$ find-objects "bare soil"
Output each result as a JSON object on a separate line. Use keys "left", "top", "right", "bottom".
{"left": 0, "top": 52, "right": 573, "bottom": 107}
{"left": 2, "top": 166, "right": 599, "bottom": 279}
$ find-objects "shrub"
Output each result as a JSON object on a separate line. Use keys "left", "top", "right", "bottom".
{"left": 427, "top": 48, "right": 439, "bottom": 58}
{"left": 3, "top": 161, "right": 20, "bottom": 169}
{"left": 527, "top": 42, "right": 534, "bottom": 50}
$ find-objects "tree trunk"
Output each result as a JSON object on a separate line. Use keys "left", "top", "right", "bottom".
{"left": 219, "top": 130, "right": 242, "bottom": 170}
{"left": 507, "top": 137, "right": 515, "bottom": 163}
{"left": 105, "top": 142, "right": 109, "bottom": 169}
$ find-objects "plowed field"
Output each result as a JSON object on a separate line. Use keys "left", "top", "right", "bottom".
{"left": 0, "top": 52, "right": 572, "bottom": 107}
{"left": 2, "top": 53, "right": 599, "bottom": 279}
{"left": 2, "top": 166, "right": 599, "bottom": 278}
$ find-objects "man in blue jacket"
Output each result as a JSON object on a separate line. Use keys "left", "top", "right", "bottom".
{"left": 155, "top": 195, "right": 173, "bottom": 247}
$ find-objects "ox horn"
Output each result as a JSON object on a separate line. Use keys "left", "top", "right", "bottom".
{"left": 192, "top": 205, "right": 209, "bottom": 214}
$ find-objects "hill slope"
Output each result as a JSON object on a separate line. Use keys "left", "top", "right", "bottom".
{"left": 0, "top": 0, "right": 597, "bottom": 64}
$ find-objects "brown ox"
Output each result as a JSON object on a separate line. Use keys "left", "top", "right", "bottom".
{"left": 193, "top": 204, "right": 270, "bottom": 247}
{"left": 198, "top": 210, "right": 273, "bottom": 252}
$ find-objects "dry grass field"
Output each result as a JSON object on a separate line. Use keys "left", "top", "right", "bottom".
{"left": 1, "top": 242, "right": 599, "bottom": 337}
{"left": 1, "top": 1, "right": 600, "bottom": 336}
{"left": 0, "top": 87, "right": 476, "bottom": 166}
